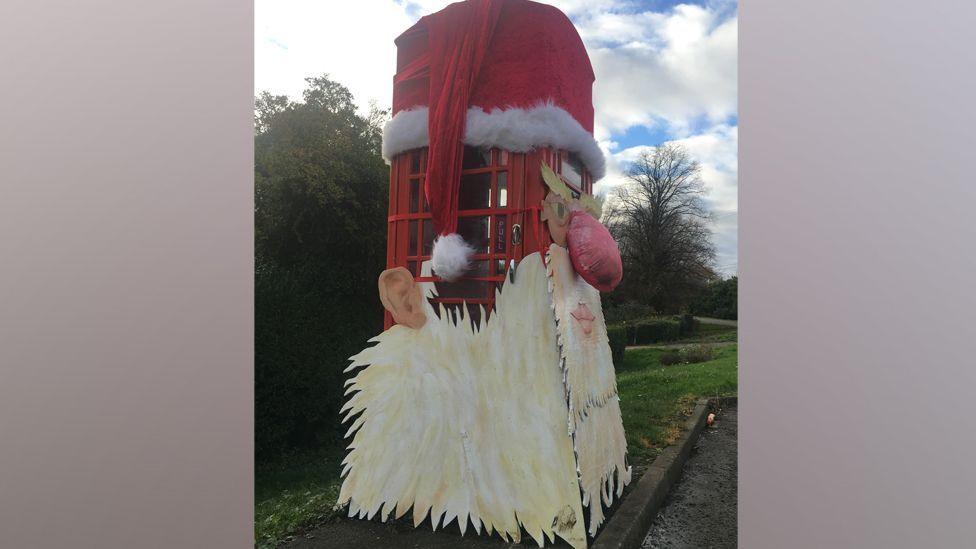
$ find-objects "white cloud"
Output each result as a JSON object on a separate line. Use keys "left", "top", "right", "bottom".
{"left": 680, "top": 124, "right": 737, "bottom": 276}
{"left": 576, "top": 3, "right": 738, "bottom": 139}
{"left": 255, "top": 0, "right": 415, "bottom": 111}
{"left": 546, "top": 0, "right": 640, "bottom": 16}
{"left": 673, "top": 124, "right": 737, "bottom": 213}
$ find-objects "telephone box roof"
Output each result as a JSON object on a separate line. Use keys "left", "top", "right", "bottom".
{"left": 382, "top": 0, "right": 604, "bottom": 180}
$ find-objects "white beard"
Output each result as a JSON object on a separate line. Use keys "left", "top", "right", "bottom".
{"left": 338, "top": 249, "right": 630, "bottom": 548}
{"left": 546, "top": 244, "right": 632, "bottom": 534}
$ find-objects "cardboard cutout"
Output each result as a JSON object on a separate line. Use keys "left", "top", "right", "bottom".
{"left": 341, "top": 255, "right": 588, "bottom": 548}
{"left": 546, "top": 243, "right": 631, "bottom": 533}
{"left": 337, "top": 2, "right": 631, "bottom": 546}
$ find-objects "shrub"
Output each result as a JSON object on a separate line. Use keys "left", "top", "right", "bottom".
{"left": 674, "top": 313, "right": 699, "bottom": 336}
{"left": 625, "top": 323, "right": 638, "bottom": 345}
{"left": 659, "top": 344, "right": 714, "bottom": 366}
{"left": 659, "top": 351, "right": 682, "bottom": 365}
{"left": 679, "top": 344, "right": 714, "bottom": 363}
{"left": 606, "top": 325, "right": 628, "bottom": 368}
{"left": 632, "top": 319, "right": 681, "bottom": 344}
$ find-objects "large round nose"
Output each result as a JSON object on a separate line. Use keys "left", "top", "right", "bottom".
{"left": 566, "top": 210, "right": 623, "bottom": 292}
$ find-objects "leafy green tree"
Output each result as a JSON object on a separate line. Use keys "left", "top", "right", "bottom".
{"left": 255, "top": 76, "right": 389, "bottom": 461}
{"left": 690, "top": 276, "right": 738, "bottom": 320}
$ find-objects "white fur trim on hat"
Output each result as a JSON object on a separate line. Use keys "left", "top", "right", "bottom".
{"left": 431, "top": 233, "right": 475, "bottom": 282}
{"left": 382, "top": 102, "right": 606, "bottom": 180}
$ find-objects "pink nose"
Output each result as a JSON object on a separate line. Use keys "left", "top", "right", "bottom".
{"left": 566, "top": 210, "right": 623, "bottom": 292}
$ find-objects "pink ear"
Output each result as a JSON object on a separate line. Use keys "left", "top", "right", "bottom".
{"left": 566, "top": 210, "right": 623, "bottom": 292}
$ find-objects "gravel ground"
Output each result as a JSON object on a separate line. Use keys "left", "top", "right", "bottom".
{"left": 282, "top": 517, "right": 571, "bottom": 549}
{"left": 642, "top": 406, "right": 737, "bottom": 549}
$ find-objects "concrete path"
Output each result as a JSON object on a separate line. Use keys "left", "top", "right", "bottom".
{"left": 694, "top": 316, "right": 737, "bottom": 327}
{"left": 641, "top": 406, "right": 737, "bottom": 549}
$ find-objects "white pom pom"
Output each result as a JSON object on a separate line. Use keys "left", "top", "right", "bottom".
{"left": 431, "top": 233, "right": 474, "bottom": 282}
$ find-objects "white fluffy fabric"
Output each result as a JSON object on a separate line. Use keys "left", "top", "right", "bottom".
{"left": 431, "top": 233, "right": 474, "bottom": 282}
{"left": 381, "top": 108, "right": 429, "bottom": 164}
{"left": 382, "top": 103, "right": 606, "bottom": 180}
{"left": 339, "top": 254, "right": 588, "bottom": 548}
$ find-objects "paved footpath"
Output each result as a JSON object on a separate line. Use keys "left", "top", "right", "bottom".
{"left": 641, "top": 406, "right": 737, "bottom": 549}
{"left": 694, "top": 317, "right": 737, "bottom": 327}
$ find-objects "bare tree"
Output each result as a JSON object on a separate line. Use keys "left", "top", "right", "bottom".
{"left": 604, "top": 143, "right": 717, "bottom": 312}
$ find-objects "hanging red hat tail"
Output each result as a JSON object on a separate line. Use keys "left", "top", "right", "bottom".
{"left": 424, "top": 0, "right": 504, "bottom": 281}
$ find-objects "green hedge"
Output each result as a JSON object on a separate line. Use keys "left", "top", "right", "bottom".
{"left": 255, "top": 262, "right": 383, "bottom": 463}
{"left": 603, "top": 301, "right": 656, "bottom": 324}
{"left": 607, "top": 325, "right": 628, "bottom": 368}
{"left": 633, "top": 319, "right": 681, "bottom": 344}
{"left": 674, "top": 313, "right": 699, "bottom": 336}
{"left": 611, "top": 317, "right": 683, "bottom": 346}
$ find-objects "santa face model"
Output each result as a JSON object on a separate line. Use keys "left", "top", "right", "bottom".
{"left": 339, "top": 1, "right": 630, "bottom": 545}
{"left": 338, "top": 172, "right": 631, "bottom": 549}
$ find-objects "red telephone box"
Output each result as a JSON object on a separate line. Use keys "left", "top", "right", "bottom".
{"left": 385, "top": 146, "right": 593, "bottom": 328}
{"left": 381, "top": 0, "right": 605, "bottom": 328}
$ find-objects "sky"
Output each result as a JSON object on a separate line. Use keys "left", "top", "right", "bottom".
{"left": 256, "top": 0, "right": 738, "bottom": 276}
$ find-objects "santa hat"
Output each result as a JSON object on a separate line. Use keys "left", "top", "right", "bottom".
{"left": 384, "top": 0, "right": 604, "bottom": 281}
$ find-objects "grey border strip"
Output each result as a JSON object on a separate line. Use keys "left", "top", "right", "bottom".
{"left": 0, "top": 1, "right": 254, "bottom": 545}
{"left": 591, "top": 398, "right": 711, "bottom": 549}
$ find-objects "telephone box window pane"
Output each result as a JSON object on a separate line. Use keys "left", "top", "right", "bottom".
{"left": 458, "top": 216, "right": 489, "bottom": 253}
{"left": 409, "top": 178, "right": 420, "bottom": 213}
{"left": 466, "top": 304, "right": 483, "bottom": 328}
{"left": 458, "top": 172, "right": 491, "bottom": 210}
{"left": 468, "top": 259, "right": 490, "bottom": 277}
{"left": 498, "top": 149, "right": 509, "bottom": 166}
{"left": 496, "top": 172, "right": 508, "bottom": 207}
{"left": 408, "top": 260, "right": 418, "bottom": 276}
{"left": 494, "top": 215, "right": 507, "bottom": 253}
{"left": 422, "top": 220, "right": 435, "bottom": 255}
{"left": 410, "top": 150, "right": 421, "bottom": 173}
{"left": 435, "top": 279, "right": 489, "bottom": 299}
{"left": 408, "top": 220, "right": 419, "bottom": 256}
{"left": 462, "top": 146, "right": 491, "bottom": 169}
{"left": 439, "top": 302, "right": 487, "bottom": 330}
{"left": 562, "top": 153, "right": 584, "bottom": 187}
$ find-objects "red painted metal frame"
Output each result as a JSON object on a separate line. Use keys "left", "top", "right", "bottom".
{"left": 385, "top": 146, "right": 592, "bottom": 329}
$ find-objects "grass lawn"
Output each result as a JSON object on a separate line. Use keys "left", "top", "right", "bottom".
{"left": 255, "top": 342, "right": 738, "bottom": 547}
{"left": 255, "top": 448, "right": 344, "bottom": 548}
{"left": 616, "top": 344, "right": 738, "bottom": 463}
{"left": 681, "top": 322, "right": 737, "bottom": 343}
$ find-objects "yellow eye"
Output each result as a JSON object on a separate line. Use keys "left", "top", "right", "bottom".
{"left": 555, "top": 202, "right": 567, "bottom": 219}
